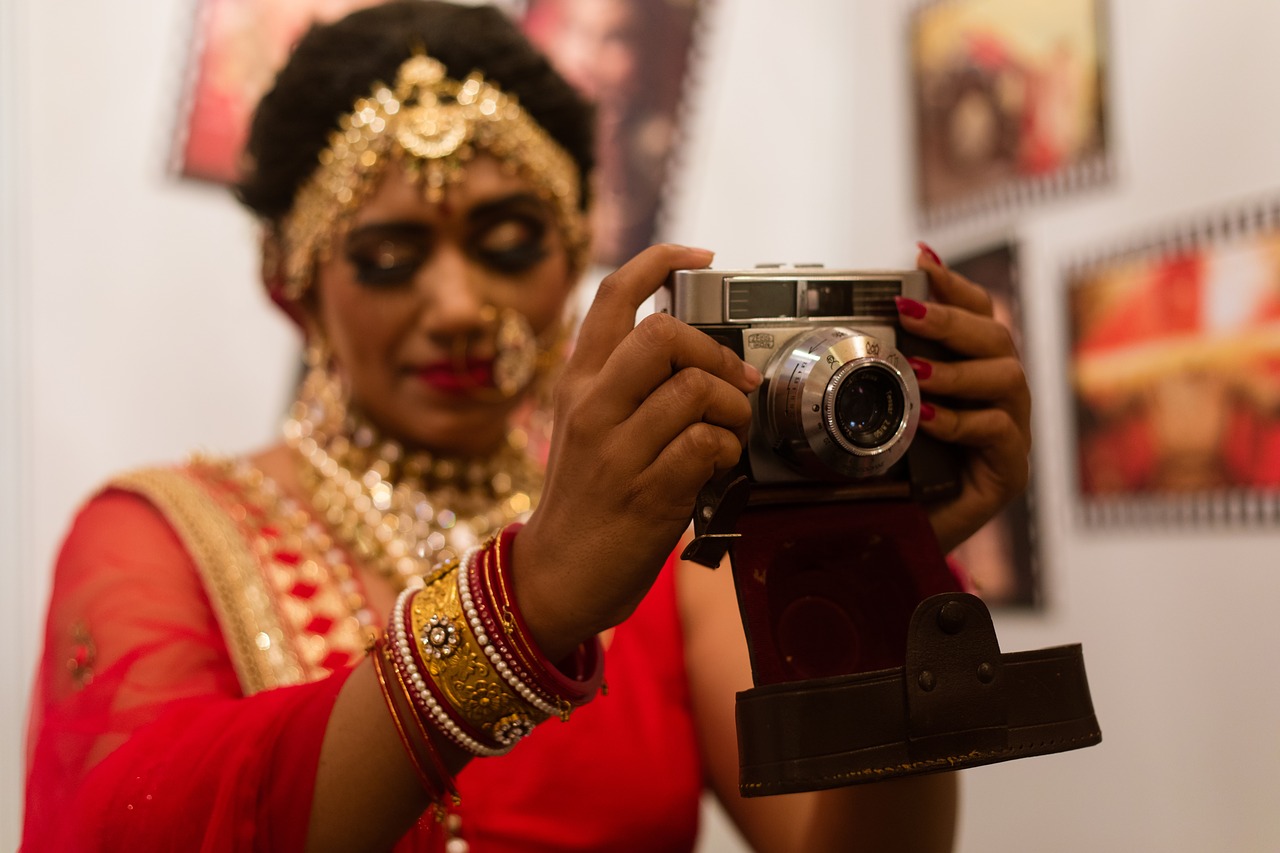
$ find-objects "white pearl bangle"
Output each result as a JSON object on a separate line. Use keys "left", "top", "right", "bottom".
{"left": 456, "top": 546, "right": 561, "bottom": 719}
{"left": 389, "top": 586, "right": 510, "bottom": 758}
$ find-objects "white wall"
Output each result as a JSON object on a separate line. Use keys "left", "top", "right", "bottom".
{"left": 1, "top": 0, "right": 31, "bottom": 842}
{"left": 5, "top": 1, "right": 1280, "bottom": 851}
{"left": 2, "top": 0, "right": 298, "bottom": 844}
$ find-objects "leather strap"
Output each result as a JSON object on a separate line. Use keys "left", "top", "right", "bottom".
{"left": 735, "top": 592, "right": 1102, "bottom": 796}
{"left": 717, "top": 496, "right": 1102, "bottom": 796}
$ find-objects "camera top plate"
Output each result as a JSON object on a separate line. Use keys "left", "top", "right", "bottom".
{"left": 658, "top": 266, "right": 928, "bottom": 326}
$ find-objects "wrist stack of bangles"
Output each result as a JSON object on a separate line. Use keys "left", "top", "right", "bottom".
{"left": 370, "top": 523, "right": 605, "bottom": 805}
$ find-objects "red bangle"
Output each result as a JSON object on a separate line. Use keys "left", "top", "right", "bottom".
{"left": 464, "top": 546, "right": 561, "bottom": 715}
{"left": 377, "top": 637, "right": 459, "bottom": 803}
{"left": 396, "top": 589, "right": 499, "bottom": 751}
{"left": 488, "top": 524, "right": 604, "bottom": 709}
{"left": 370, "top": 637, "right": 448, "bottom": 801}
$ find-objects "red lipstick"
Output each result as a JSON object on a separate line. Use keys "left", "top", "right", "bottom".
{"left": 413, "top": 359, "right": 494, "bottom": 394}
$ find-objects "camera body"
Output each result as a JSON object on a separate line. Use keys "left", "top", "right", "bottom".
{"left": 656, "top": 265, "right": 961, "bottom": 501}
{"left": 656, "top": 268, "right": 1102, "bottom": 797}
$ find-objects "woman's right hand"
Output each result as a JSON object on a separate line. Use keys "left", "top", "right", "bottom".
{"left": 512, "top": 244, "right": 760, "bottom": 658}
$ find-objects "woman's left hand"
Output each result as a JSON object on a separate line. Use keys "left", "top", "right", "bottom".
{"left": 896, "top": 244, "right": 1032, "bottom": 554}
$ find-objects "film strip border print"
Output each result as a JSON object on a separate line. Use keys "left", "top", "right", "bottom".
{"left": 920, "top": 154, "right": 1113, "bottom": 231}
{"left": 1079, "top": 490, "right": 1280, "bottom": 528}
{"left": 1063, "top": 196, "right": 1280, "bottom": 282}
{"left": 1065, "top": 192, "right": 1280, "bottom": 529}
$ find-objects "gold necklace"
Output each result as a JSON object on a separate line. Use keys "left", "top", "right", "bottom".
{"left": 283, "top": 361, "right": 543, "bottom": 591}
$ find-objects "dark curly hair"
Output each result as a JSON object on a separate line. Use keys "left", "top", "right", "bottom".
{"left": 235, "top": 1, "right": 595, "bottom": 224}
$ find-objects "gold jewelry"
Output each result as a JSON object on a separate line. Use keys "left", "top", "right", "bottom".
{"left": 283, "top": 344, "right": 543, "bottom": 589}
{"left": 298, "top": 335, "right": 348, "bottom": 438}
{"left": 410, "top": 563, "right": 543, "bottom": 749}
{"left": 279, "top": 52, "right": 590, "bottom": 301}
{"left": 492, "top": 306, "right": 538, "bottom": 398}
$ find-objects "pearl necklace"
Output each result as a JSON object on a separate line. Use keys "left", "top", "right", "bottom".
{"left": 283, "top": 385, "right": 543, "bottom": 591}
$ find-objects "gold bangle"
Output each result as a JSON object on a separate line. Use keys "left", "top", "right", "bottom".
{"left": 411, "top": 560, "right": 546, "bottom": 749}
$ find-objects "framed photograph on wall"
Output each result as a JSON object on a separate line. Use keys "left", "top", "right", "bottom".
{"left": 946, "top": 241, "right": 1041, "bottom": 607}
{"left": 1067, "top": 199, "right": 1280, "bottom": 527}
{"left": 909, "top": 0, "right": 1110, "bottom": 227}
{"left": 172, "top": 0, "right": 384, "bottom": 184}
{"left": 522, "top": 0, "right": 703, "bottom": 268}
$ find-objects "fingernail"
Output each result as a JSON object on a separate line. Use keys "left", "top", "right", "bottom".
{"left": 743, "top": 362, "right": 762, "bottom": 387}
{"left": 916, "top": 241, "right": 943, "bottom": 267}
{"left": 907, "top": 357, "right": 932, "bottom": 380}
{"left": 895, "top": 296, "right": 927, "bottom": 319}
{"left": 920, "top": 402, "right": 936, "bottom": 422}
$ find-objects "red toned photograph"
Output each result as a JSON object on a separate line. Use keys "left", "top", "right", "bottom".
{"left": 1068, "top": 210, "right": 1280, "bottom": 522}
{"left": 946, "top": 242, "right": 1040, "bottom": 606}
{"left": 174, "top": 0, "right": 382, "bottom": 183}
{"left": 910, "top": 0, "right": 1109, "bottom": 224}
{"left": 522, "top": 0, "right": 702, "bottom": 267}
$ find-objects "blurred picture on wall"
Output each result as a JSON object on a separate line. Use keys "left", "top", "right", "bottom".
{"left": 1068, "top": 201, "right": 1280, "bottom": 526}
{"left": 174, "top": 0, "right": 382, "bottom": 183}
{"left": 910, "top": 0, "right": 1109, "bottom": 225}
{"left": 522, "top": 0, "right": 702, "bottom": 267}
{"left": 948, "top": 242, "right": 1040, "bottom": 606}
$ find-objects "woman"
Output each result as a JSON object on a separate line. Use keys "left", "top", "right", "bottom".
{"left": 23, "top": 2, "right": 1031, "bottom": 851}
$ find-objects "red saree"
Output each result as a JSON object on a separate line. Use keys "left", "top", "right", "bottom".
{"left": 23, "top": 460, "right": 702, "bottom": 851}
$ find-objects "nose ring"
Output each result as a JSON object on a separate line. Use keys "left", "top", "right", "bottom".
{"left": 491, "top": 307, "right": 537, "bottom": 398}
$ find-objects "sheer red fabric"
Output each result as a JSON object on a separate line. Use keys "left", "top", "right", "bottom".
{"left": 24, "top": 486, "right": 702, "bottom": 851}
{"left": 22, "top": 490, "right": 349, "bottom": 851}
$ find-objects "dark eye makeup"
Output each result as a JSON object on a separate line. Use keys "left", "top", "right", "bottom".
{"left": 467, "top": 194, "right": 552, "bottom": 273}
{"left": 343, "top": 193, "right": 555, "bottom": 287}
{"left": 345, "top": 223, "right": 432, "bottom": 287}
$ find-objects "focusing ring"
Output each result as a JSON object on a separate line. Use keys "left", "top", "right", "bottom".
{"left": 761, "top": 327, "right": 920, "bottom": 480}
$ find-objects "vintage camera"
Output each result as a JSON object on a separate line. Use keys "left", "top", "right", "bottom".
{"left": 656, "top": 264, "right": 961, "bottom": 503}
{"left": 656, "top": 266, "right": 1101, "bottom": 798}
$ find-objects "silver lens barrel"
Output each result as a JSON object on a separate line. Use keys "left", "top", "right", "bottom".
{"left": 760, "top": 327, "right": 921, "bottom": 480}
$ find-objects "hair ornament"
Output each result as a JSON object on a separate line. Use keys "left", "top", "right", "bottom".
{"left": 279, "top": 52, "right": 589, "bottom": 300}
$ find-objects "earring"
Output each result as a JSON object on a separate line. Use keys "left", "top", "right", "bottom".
{"left": 296, "top": 332, "right": 348, "bottom": 439}
{"left": 517, "top": 308, "right": 577, "bottom": 460}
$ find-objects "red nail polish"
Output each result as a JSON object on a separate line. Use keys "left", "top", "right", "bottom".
{"left": 908, "top": 357, "right": 932, "bottom": 380}
{"left": 920, "top": 402, "right": 936, "bottom": 422}
{"left": 895, "top": 296, "right": 927, "bottom": 319}
{"left": 916, "top": 241, "right": 943, "bottom": 267}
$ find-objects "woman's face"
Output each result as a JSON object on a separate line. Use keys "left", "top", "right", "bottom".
{"left": 308, "top": 155, "right": 575, "bottom": 456}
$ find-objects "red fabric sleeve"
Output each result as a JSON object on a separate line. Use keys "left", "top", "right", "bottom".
{"left": 23, "top": 489, "right": 350, "bottom": 852}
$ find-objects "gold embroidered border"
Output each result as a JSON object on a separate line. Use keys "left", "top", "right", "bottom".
{"left": 111, "top": 467, "right": 303, "bottom": 695}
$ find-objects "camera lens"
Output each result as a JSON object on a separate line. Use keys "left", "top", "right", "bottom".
{"left": 833, "top": 365, "right": 906, "bottom": 450}
{"left": 760, "top": 327, "right": 921, "bottom": 480}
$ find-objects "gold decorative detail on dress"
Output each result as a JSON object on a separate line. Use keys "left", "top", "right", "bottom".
{"left": 279, "top": 52, "right": 589, "bottom": 301}
{"left": 111, "top": 466, "right": 304, "bottom": 694}
{"left": 114, "top": 460, "right": 380, "bottom": 693}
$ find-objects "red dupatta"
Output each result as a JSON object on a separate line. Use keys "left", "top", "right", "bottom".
{"left": 23, "top": 461, "right": 369, "bottom": 851}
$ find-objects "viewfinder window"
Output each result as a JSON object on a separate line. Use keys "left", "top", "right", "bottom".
{"left": 728, "top": 280, "right": 796, "bottom": 320}
{"left": 805, "top": 280, "right": 856, "bottom": 317}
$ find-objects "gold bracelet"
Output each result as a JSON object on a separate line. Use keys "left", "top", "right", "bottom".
{"left": 410, "top": 555, "right": 546, "bottom": 750}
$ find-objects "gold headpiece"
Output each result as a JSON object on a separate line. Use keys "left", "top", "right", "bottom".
{"left": 279, "top": 53, "right": 590, "bottom": 300}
